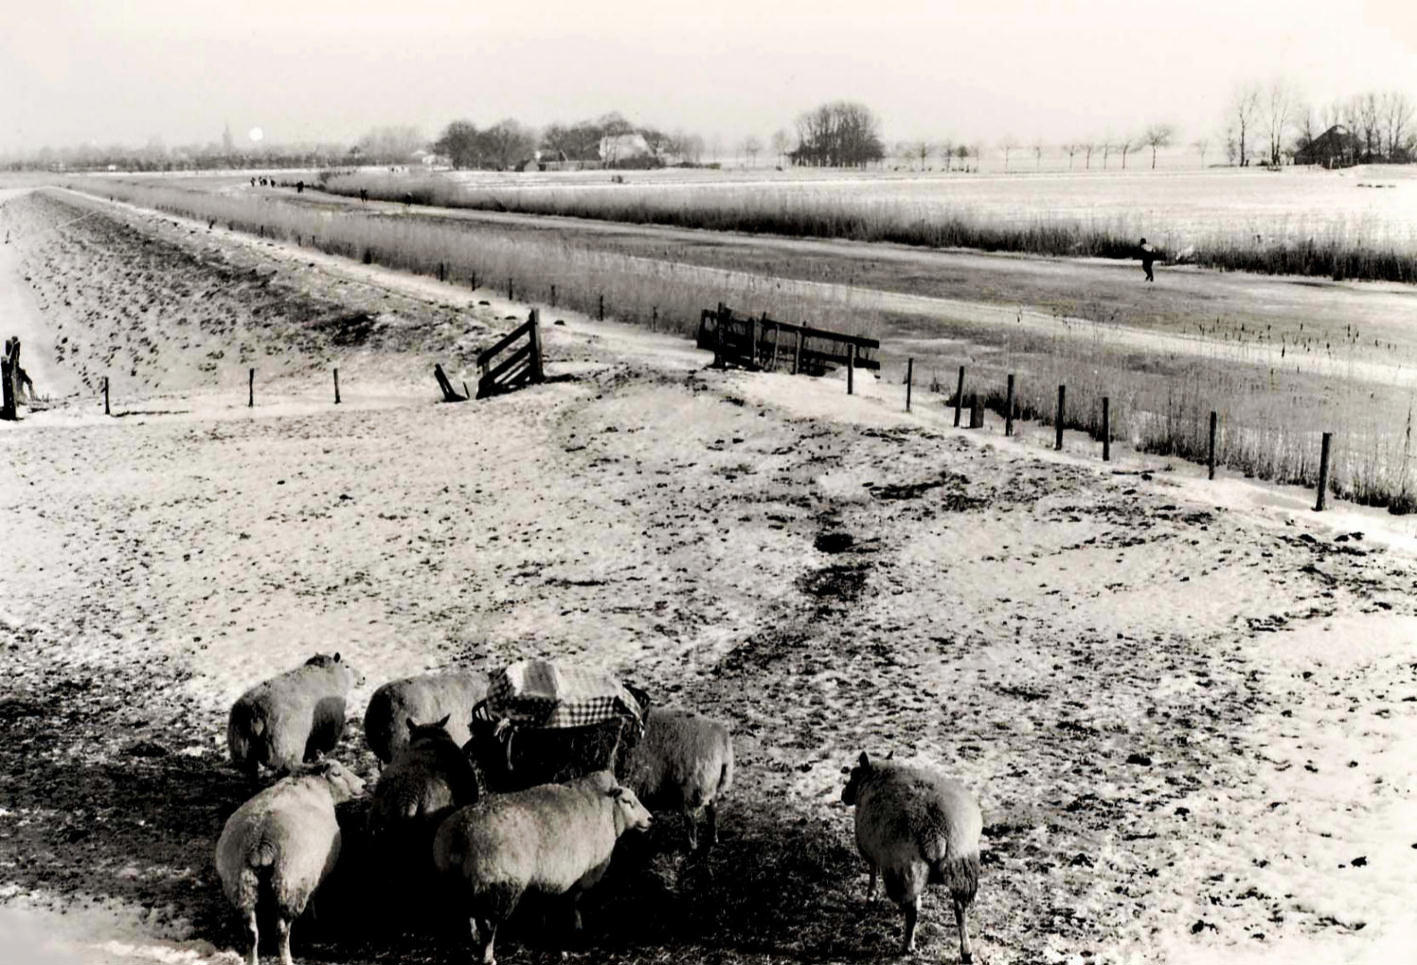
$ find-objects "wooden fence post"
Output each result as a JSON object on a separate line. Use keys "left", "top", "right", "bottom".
{"left": 103, "top": 375, "right": 110, "bottom": 417}
{"left": 652, "top": 306, "right": 659, "bottom": 331}
{"left": 847, "top": 343, "right": 855, "bottom": 395}
{"left": 769, "top": 321, "right": 779, "bottom": 370}
{"left": 508, "top": 276, "right": 514, "bottom": 300}
{"left": 0, "top": 356, "right": 14, "bottom": 421}
{"left": 551, "top": 284, "right": 557, "bottom": 308}
{"left": 529, "top": 309, "right": 544, "bottom": 383}
{"left": 471, "top": 271, "right": 478, "bottom": 290}
{"left": 713, "top": 309, "right": 725, "bottom": 369}
{"left": 1208, "top": 411, "right": 1218, "bottom": 480}
{"left": 248, "top": 368, "right": 255, "bottom": 408}
{"left": 1005, "top": 373, "right": 1015, "bottom": 437}
{"left": 953, "top": 365, "right": 965, "bottom": 427}
{"left": 598, "top": 293, "right": 605, "bottom": 321}
{"left": 434, "top": 363, "right": 465, "bottom": 402}
{"left": 969, "top": 394, "right": 984, "bottom": 428}
{"left": 334, "top": 368, "right": 341, "bottom": 405}
{"left": 749, "top": 315, "right": 759, "bottom": 370}
{"left": 905, "top": 358, "right": 914, "bottom": 412}
{"left": 1315, "top": 432, "right": 1332, "bottom": 511}
{"left": 1055, "top": 385, "right": 1065, "bottom": 450}
{"left": 1101, "top": 396, "right": 1110, "bottom": 461}
{"left": 793, "top": 328, "right": 803, "bottom": 375}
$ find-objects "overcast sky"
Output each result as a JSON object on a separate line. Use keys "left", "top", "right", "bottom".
{"left": 2, "top": 0, "right": 1414, "bottom": 153}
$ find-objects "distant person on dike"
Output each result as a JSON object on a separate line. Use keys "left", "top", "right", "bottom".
{"left": 1138, "top": 238, "right": 1157, "bottom": 283}
{"left": 359, "top": 187, "right": 368, "bottom": 204}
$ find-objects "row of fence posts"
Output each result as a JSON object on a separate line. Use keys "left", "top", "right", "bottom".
{"left": 79, "top": 227, "right": 1342, "bottom": 512}
{"left": 893, "top": 359, "right": 1335, "bottom": 512}
{"left": 97, "top": 366, "right": 345, "bottom": 416}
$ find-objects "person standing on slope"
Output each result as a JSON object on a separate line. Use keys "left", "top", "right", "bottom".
{"left": 1138, "top": 237, "right": 1157, "bottom": 283}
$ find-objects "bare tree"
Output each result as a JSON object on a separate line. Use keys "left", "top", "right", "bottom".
{"left": 916, "top": 141, "right": 935, "bottom": 170}
{"left": 1263, "top": 78, "right": 1298, "bottom": 166}
{"left": 1141, "top": 124, "right": 1175, "bottom": 168}
{"left": 1118, "top": 137, "right": 1136, "bottom": 169}
{"left": 1031, "top": 139, "right": 1045, "bottom": 170}
{"left": 1062, "top": 143, "right": 1078, "bottom": 169}
{"left": 743, "top": 134, "right": 763, "bottom": 167}
{"left": 1355, "top": 92, "right": 1381, "bottom": 161}
{"left": 769, "top": 128, "right": 791, "bottom": 167}
{"left": 1190, "top": 138, "right": 1209, "bottom": 168}
{"left": 1228, "top": 82, "right": 1262, "bottom": 166}
{"left": 792, "top": 101, "right": 886, "bottom": 167}
{"left": 1083, "top": 141, "right": 1095, "bottom": 169}
{"left": 999, "top": 135, "right": 1018, "bottom": 172}
{"left": 939, "top": 139, "right": 954, "bottom": 172}
{"left": 1380, "top": 90, "right": 1415, "bottom": 161}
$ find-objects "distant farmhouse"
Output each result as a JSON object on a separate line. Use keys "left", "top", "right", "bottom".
{"left": 1294, "top": 125, "right": 1362, "bottom": 169}
{"left": 598, "top": 133, "right": 653, "bottom": 166}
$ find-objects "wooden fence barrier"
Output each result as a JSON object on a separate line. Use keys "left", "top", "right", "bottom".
{"left": 696, "top": 303, "right": 880, "bottom": 375}
{"left": 434, "top": 363, "right": 466, "bottom": 403}
{"left": 0, "top": 355, "right": 14, "bottom": 421}
{"left": 476, "top": 308, "right": 545, "bottom": 399}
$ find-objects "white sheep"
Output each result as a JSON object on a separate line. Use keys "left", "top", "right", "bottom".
{"left": 622, "top": 707, "right": 734, "bottom": 853}
{"left": 362, "top": 670, "right": 488, "bottom": 765}
{"left": 841, "top": 751, "right": 982, "bottom": 962}
{"left": 432, "top": 770, "right": 652, "bottom": 965}
{"left": 214, "top": 759, "right": 366, "bottom": 965}
{"left": 370, "top": 715, "right": 480, "bottom": 836}
{"left": 227, "top": 653, "right": 359, "bottom": 779}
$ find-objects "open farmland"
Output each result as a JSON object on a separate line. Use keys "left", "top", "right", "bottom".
{"left": 2, "top": 185, "right": 1416, "bottom": 965}
{"left": 68, "top": 174, "right": 1417, "bottom": 508}
{"left": 322, "top": 165, "right": 1417, "bottom": 282}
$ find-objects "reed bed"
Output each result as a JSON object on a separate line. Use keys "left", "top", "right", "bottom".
{"left": 66, "top": 180, "right": 885, "bottom": 341}
{"left": 931, "top": 320, "right": 1417, "bottom": 510}
{"left": 66, "top": 179, "right": 1417, "bottom": 511}
{"left": 324, "top": 171, "right": 1417, "bottom": 284}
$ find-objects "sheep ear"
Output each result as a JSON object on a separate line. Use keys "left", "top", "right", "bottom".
{"left": 435, "top": 714, "right": 450, "bottom": 729}
{"left": 858, "top": 751, "right": 871, "bottom": 769}
{"left": 406, "top": 717, "right": 418, "bottom": 734}
{"left": 608, "top": 787, "right": 625, "bottom": 799}
{"left": 886, "top": 750, "right": 895, "bottom": 761}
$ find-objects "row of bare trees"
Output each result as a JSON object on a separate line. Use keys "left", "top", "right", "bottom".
{"left": 1228, "top": 79, "right": 1415, "bottom": 167}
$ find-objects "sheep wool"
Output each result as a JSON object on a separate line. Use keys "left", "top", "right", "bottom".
{"left": 432, "top": 770, "right": 652, "bottom": 965}
{"left": 214, "top": 760, "right": 366, "bottom": 965}
{"left": 363, "top": 670, "right": 488, "bottom": 765}
{"left": 228, "top": 652, "right": 359, "bottom": 779}
{"left": 842, "top": 751, "right": 982, "bottom": 962}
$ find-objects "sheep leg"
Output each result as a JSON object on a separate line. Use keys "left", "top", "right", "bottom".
{"left": 704, "top": 801, "right": 719, "bottom": 849}
{"left": 245, "top": 910, "right": 259, "bottom": 965}
{"left": 276, "top": 917, "right": 293, "bottom": 965}
{"left": 902, "top": 897, "right": 920, "bottom": 954}
{"left": 569, "top": 892, "right": 585, "bottom": 935}
{"left": 954, "top": 898, "right": 973, "bottom": 964}
{"left": 683, "top": 807, "right": 699, "bottom": 853}
{"left": 473, "top": 916, "right": 498, "bottom": 965}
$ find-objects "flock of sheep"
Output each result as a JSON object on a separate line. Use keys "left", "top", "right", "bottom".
{"left": 214, "top": 653, "right": 983, "bottom": 964}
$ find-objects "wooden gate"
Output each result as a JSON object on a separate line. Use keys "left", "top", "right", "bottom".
{"left": 696, "top": 303, "right": 879, "bottom": 375}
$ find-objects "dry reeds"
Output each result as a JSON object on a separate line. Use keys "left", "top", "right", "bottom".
{"left": 324, "top": 171, "right": 1417, "bottom": 284}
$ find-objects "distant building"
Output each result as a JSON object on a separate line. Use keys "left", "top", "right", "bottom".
{"left": 598, "top": 133, "right": 652, "bottom": 165}
{"left": 1294, "top": 125, "right": 1361, "bottom": 169}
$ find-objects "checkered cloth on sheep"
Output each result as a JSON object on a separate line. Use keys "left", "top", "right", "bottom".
{"left": 482, "top": 659, "right": 643, "bottom": 733}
